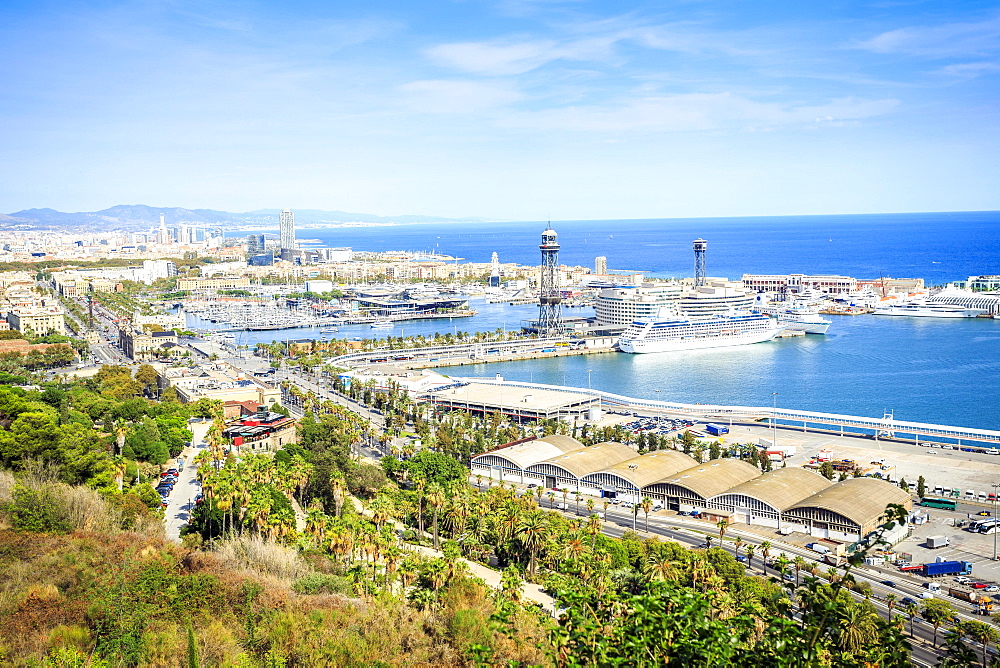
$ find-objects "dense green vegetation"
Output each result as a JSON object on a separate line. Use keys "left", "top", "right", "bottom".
{"left": 1, "top": 367, "right": 996, "bottom": 666}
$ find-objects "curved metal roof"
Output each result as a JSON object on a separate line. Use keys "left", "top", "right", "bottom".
{"left": 471, "top": 434, "right": 585, "bottom": 471}
{"left": 785, "top": 477, "right": 913, "bottom": 528}
{"left": 584, "top": 450, "right": 699, "bottom": 489}
{"left": 646, "top": 458, "right": 761, "bottom": 500}
{"left": 710, "top": 467, "right": 833, "bottom": 511}
{"left": 529, "top": 441, "right": 637, "bottom": 478}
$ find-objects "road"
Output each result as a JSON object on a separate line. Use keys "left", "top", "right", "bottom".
{"left": 164, "top": 420, "right": 209, "bottom": 542}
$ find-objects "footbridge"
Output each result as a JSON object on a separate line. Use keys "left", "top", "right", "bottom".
{"left": 447, "top": 378, "right": 1000, "bottom": 448}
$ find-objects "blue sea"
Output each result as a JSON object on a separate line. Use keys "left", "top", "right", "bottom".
{"left": 223, "top": 211, "right": 1000, "bottom": 429}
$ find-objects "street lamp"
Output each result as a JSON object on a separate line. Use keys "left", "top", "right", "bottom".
{"left": 627, "top": 463, "right": 639, "bottom": 530}
{"left": 772, "top": 392, "right": 778, "bottom": 450}
{"left": 587, "top": 369, "right": 593, "bottom": 391}
{"left": 993, "top": 483, "right": 1000, "bottom": 560}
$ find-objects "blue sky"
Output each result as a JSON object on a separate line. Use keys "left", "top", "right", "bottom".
{"left": 1, "top": 0, "right": 998, "bottom": 220}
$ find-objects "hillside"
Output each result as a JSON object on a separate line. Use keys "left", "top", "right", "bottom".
{"left": 2, "top": 205, "right": 486, "bottom": 230}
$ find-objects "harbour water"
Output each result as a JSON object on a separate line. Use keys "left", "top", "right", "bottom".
{"left": 438, "top": 315, "right": 1000, "bottom": 431}
{"left": 221, "top": 211, "right": 1000, "bottom": 429}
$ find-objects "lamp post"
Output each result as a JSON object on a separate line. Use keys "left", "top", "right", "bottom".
{"left": 627, "top": 463, "right": 639, "bottom": 530}
{"left": 993, "top": 483, "right": 1000, "bottom": 560}
{"left": 772, "top": 392, "right": 778, "bottom": 450}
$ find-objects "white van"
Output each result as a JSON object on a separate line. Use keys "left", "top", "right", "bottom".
{"left": 807, "top": 543, "right": 832, "bottom": 555}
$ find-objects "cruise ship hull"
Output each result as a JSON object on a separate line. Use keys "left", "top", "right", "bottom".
{"left": 873, "top": 306, "right": 980, "bottom": 318}
{"left": 618, "top": 325, "right": 781, "bottom": 353}
{"left": 775, "top": 316, "right": 831, "bottom": 335}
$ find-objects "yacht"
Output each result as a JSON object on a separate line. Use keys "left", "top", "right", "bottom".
{"left": 873, "top": 299, "right": 984, "bottom": 318}
{"left": 370, "top": 318, "right": 393, "bottom": 329}
{"left": 320, "top": 327, "right": 339, "bottom": 333}
{"left": 754, "top": 299, "right": 831, "bottom": 334}
{"left": 617, "top": 309, "right": 783, "bottom": 354}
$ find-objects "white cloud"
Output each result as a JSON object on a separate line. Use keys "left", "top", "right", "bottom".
{"left": 501, "top": 93, "right": 899, "bottom": 132}
{"left": 856, "top": 16, "right": 1000, "bottom": 57}
{"left": 425, "top": 39, "right": 563, "bottom": 76}
{"left": 399, "top": 79, "right": 524, "bottom": 113}
{"left": 936, "top": 61, "right": 1000, "bottom": 78}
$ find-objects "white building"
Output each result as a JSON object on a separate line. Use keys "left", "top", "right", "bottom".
{"left": 279, "top": 209, "right": 296, "bottom": 251}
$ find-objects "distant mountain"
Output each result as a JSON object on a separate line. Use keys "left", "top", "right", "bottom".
{"left": 3, "top": 205, "right": 487, "bottom": 230}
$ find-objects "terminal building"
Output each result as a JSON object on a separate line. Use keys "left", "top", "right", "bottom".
{"left": 472, "top": 438, "right": 913, "bottom": 543}
{"left": 428, "top": 383, "right": 600, "bottom": 422}
{"left": 704, "top": 467, "right": 833, "bottom": 529}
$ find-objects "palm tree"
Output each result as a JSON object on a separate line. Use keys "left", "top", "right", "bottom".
{"left": 792, "top": 556, "right": 806, "bottom": 586}
{"left": 426, "top": 483, "right": 446, "bottom": 549}
{"left": 884, "top": 593, "right": 897, "bottom": 619}
{"left": 760, "top": 540, "right": 772, "bottom": 571}
{"left": 534, "top": 485, "right": 544, "bottom": 507}
{"left": 603, "top": 500, "right": 610, "bottom": 520}
{"left": 517, "top": 510, "right": 549, "bottom": 577}
{"left": 733, "top": 536, "right": 744, "bottom": 560}
{"left": 111, "top": 455, "right": 128, "bottom": 492}
{"left": 586, "top": 497, "right": 594, "bottom": 517}
{"left": 640, "top": 497, "right": 653, "bottom": 532}
{"left": 745, "top": 545, "right": 756, "bottom": 571}
{"left": 546, "top": 491, "right": 555, "bottom": 509}
{"left": 584, "top": 513, "right": 601, "bottom": 551}
{"left": 574, "top": 493, "right": 582, "bottom": 516}
{"left": 904, "top": 602, "right": 919, "bottom": 638}
{"left": 958, "top": 620, "right": 1000, "bottom": 668}
{"left": 921, "top": 598, "right": 955, "bottom": 646}
{"left": 716, "top": 517, "right": 729, "bottom": 543}
{"left": 834, "top": 600, "right": 880, "bottom": 654}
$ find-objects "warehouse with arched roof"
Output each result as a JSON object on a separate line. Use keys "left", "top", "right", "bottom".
{"left": 706, "top": 467, "right": 833, "bottom": 529}
{"left": 527, "top": 441, "right": 637, "bottom": 490}
{"left": 581, "top": 450, "right": 698, "bottom": 502}
{"left": 782, "top": 477, "right": 914, "bottom": 541}
{"left": 642, "top": 459, "right": 761, "bottom": 512}
{"left": 470, "top": 434, "right": 585, "bottom": 484}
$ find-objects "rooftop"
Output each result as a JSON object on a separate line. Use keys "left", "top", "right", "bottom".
{"left": 651, "top": 458, "right": 762, "bottom": 499}
{"left": 712, "top": 467, "right": 833, "bottom": 511}
{"left": 786, "top": 477, "right": 913, "bottom": 527}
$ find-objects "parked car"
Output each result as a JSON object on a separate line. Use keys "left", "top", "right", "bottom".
{"left": 955, "top": 576, "right": 971, "bottom": 584}
{"left": 985, "top": 586, "right": 1000, "bottom": 593}
{"left": 977, "top": 511, "right": 992, "bottom": 517}
{"left": 972, "top": 582, "right": 990, "bottom": 589}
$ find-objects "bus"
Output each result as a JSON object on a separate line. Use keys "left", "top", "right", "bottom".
{"left": 921, "top": 497, "right": 958, "bottom": 511}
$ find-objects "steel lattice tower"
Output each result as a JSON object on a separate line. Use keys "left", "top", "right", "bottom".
{"left": 693, "top": 238, "right": 707, "bottom": 287}
{"left": 538, "top": 227, "right": 562, "bottom": 336}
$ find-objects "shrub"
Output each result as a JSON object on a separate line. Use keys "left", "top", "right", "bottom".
{"left": 2, "top": 485, "right": 72, "bottom": 533}
{"left": 291, "top": 573, "right": 354, "bottom": 596}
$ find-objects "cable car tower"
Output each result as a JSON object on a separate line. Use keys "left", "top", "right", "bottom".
{"left": 538, "top": 227, "right": 562, "bottom": 336}
{"left": 693, "top": 238, "right": 707, "bottom": 287}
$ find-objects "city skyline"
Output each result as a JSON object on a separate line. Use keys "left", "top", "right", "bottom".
{"left": 1, "top": 1, "right": 998, "bottom": 220}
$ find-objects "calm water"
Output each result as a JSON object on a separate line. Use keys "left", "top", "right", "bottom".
{"left": 223, "top": 212, "right": 1000, "bottom": 429}
{"left": 439, "top": 315, "right": 1000, "bottom": 430}
{"left": 232, "top": 210, "right": 999, "bottom": 284}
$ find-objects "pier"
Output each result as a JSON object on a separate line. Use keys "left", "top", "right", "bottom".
{"left": 446, "top": 378, "right": 1000, "bottom": 447}
{"left": 332, "top": 336, "right": 617, "bottom": 368}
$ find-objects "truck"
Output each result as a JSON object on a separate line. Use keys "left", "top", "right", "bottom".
{"left": 926, "top": 535, "right": 950, "bottom": 549}
{"left": 706, "top": 423, "right": 729, "bottom": 436}
{"left": 923, "top": 560, "right": 973, "bottom": 577}
{"left": 824, "top": 554, "right": 847, "bottom": 567}
{"left": 949, "top": 587, "right": 982, "bottom": 603}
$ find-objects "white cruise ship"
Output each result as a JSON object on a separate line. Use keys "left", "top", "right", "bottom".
{"left": 873, "top": 299, "right": 984, "bottom": 318}
{"left": 617, "top": 311, "right": 783, "bottom": 354}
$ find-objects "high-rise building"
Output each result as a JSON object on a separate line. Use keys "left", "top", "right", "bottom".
{"left": 595, "top": 256, "right": 607, "bottom": 275}
{"left": 246, "top": 234, "right": 265, "bottom": 256}
{"left": 279, "top": 209, "right": 296, "bottom": 251}
{"left": 157, "top": 214, "right": 171, "bottom": 244}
